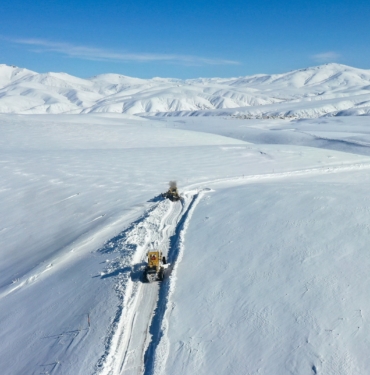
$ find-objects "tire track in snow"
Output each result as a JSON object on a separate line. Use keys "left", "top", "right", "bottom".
{"left": 142, "top": 191, "right": 204, "bottom": 375}
{"left": 94, "top": 204, "right": 162, "bottom": 375}
{"left": 185, "top": 161, "right": 370, "bottom": 191}
{"left": 94, "top": 193, "right": 197, "bottom": 375}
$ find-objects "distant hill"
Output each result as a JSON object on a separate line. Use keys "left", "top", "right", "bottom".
{"left": 1, "top": 63, "right": 370, "bottom": 117}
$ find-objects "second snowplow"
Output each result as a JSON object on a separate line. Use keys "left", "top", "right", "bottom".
{"left": 162, "top": 181, "right": 181, "bottom": 202}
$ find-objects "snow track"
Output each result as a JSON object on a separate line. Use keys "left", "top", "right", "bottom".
{"left": 143, "top": 191, "right": 203, "bottom": 375}
{"left": 186, "top": 161, "right": 370, "bottom": 190}
{"left": 94, "top": 191, "right": 200, "bottom": 375}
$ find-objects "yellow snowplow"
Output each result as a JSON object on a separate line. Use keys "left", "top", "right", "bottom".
{"left": 162, "top": 181, "right": 181, "bottom": 202}
{"left": 145, "top": 250, "right": 167, "bottom": 282}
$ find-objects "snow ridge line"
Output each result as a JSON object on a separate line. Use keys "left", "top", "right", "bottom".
{"left": 0, "top": 204, "right": 149, "bottom": 301}
{"left": 186, "top": 162, "right": 370, "bottom": 191}
{"left": 296, "top": 130, "right": 370, "bottom": 149}
{"left": 143, "top": 191, "right": 206, "bottom": 375}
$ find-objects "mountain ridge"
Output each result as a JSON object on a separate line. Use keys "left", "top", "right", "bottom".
{"left": 1, "top": 63, "right": 370, "bottom": 117}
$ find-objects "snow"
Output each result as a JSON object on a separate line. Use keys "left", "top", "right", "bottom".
{"left": 2, "top": 63, "right": 370, "bottom": 374}
{"left": 1, "top": 63, "right": 370, "bottom": 117}
{"left": 163, "top": 174, "right": 370, "bottom": 375}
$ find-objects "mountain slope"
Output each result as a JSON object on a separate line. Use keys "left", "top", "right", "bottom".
{"left": 0, "top": 63, "right": 370, "bottom": 117}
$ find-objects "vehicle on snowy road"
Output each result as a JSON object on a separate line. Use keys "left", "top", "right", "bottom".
{"left": 145, "top": 250, "right": 168, "bottom": 282}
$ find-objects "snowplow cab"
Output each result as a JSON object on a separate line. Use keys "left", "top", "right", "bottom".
{"left": 148, "top": 251, "right": 161, "bottom": 271}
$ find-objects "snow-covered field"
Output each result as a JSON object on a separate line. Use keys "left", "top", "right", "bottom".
{"left": 1, "top": 63, "right": 370, "bottom": 375}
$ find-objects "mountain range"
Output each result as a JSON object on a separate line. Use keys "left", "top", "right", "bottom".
{"left": 1, "top": 63, "right": 370, "bottom": 117}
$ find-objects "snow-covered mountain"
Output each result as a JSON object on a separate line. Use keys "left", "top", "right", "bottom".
{"left": 1, "top": 63, "right": 370, "bottom": 117}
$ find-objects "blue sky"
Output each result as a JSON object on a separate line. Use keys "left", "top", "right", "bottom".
{"left": 1, "top": 0, "right": 369, "bottom": 78}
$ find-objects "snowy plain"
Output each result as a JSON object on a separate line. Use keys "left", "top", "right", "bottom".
{"left": 1, "top": 63, "right": 370, "bottom": 375}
